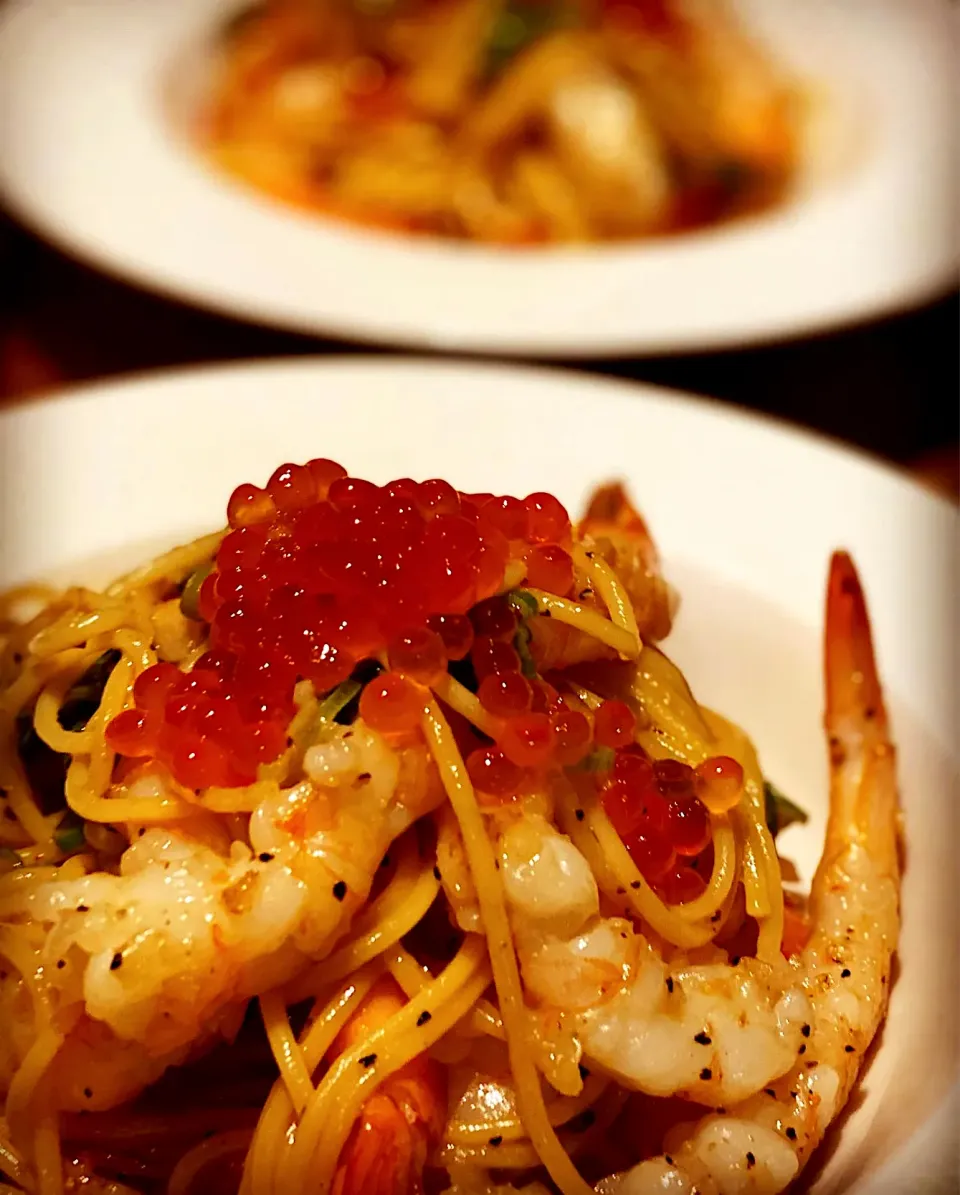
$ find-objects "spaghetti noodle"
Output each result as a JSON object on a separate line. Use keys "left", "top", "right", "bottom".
{"left": 199, "top": 0, "right": 802, "bottom": 246}
{"left": 0, "top": 461, "right": 804, "bottom": 1195}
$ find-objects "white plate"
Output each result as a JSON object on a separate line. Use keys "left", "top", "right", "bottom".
{"left": 0, "top": 358, "right": 957, "bottom": 1192}
{"left": 0, "top": 0, "right": 957, "bottom": 357}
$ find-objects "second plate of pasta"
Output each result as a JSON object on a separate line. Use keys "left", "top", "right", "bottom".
{"left": 0, "top": 0, "right": 956, "bottom": 353}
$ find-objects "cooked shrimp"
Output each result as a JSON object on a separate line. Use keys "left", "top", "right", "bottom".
{"left": 326, "top": 975, "right": 446, "bottom": 1195}
{"left": 597, "top": 552, "right": 900, "bottom": 1194}
{"left": 526, "top": 482, "right": 675, "bottom": 674}
{"left": 577, "top": 483, "right": 677, "bottom": 644}
{"left": 498, "top": 809, "right": 812, "bottom": 1107}
{"left": 0, "top": 722, "right": 443, "bottom": 1112}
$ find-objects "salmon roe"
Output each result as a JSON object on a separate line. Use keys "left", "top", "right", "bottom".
{"left": 600, "top": 745, "right": 715, "bottom": 898}
{"left": 105, "top": 462, "right": 572, "bottom": 791}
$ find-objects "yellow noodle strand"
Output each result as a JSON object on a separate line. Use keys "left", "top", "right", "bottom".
{"left": 570, "top": 545, "right": 640, "bottom": 647}
{"left": 32, "top": 1111, "right": 63, "bottom": 1195}
{"left": 260, "top": 993, "right": 314, "bottom": 1116}
{"left": 167, "top": 1128, "right": 253, "bottom": 1195}
{"left": 422, "top": 699, "right": 594, "bottom": 1195}
{"left": 524, "top": 589, "right": 640, "bottom": 659}
{"left": 245, "top": 967, "right": 380, "bottom": 1195}
{"left": 291, "top": 936, "right": 490, "bottom": 1194}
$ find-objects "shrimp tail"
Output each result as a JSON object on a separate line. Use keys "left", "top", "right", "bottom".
{"left": 577, "top": 483, "right": 678, "bottom": 643}
{"left": 818, "top": 550, "right": 900, "bottom": 888}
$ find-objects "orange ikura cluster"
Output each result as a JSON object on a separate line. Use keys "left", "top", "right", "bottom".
{"left": 106, "top": 461, "right": 577, "bottom": 790}
{"left": 602, "top": 751, "right": 744, "bottom": 901}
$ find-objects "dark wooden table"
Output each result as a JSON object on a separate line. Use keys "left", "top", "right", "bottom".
{"left": 1, "top": 213, "right": 957, "bottom": 500}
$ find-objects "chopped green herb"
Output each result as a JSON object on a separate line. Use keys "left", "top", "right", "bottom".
{"left": 54, "top": 813, "right": 87, "bottom": 856}
{"left": 575, "top": 746, "right": 616, "bottom": 774}
{"left": 506, "top": 589, "right": 540, "bottom": 621}
{"left": 180, "top": 560, "right": 214, "bottom": 622}
{"left": 764, "top": 781, "right": 808, "bottom": 839}
{"left": 482, "top": 1, "right": 573, "bottom": 81}
{"left": 316, "top": 679, "right": 363, "bottom": 724}
{"left": 513, "top": 622, "right": 538, "bottom": 679}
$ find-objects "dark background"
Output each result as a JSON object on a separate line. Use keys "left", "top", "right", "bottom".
{"left": 1, "top": 208, "right": 957, "bottom": 497}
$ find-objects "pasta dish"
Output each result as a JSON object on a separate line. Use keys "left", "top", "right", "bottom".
{"left": 0, "top": 461, "right": 899, "bottom": 1195}
{"left": 199, "top": 0, "right": 802, "bottom": 244}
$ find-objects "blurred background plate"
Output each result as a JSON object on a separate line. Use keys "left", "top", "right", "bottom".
{"left": 0, "top": 355, "right": 956, "bottom": 1192}
{"left": 0, "top": 0, "right": 955, "bottom": 357}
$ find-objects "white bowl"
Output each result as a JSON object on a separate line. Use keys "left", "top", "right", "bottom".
{"left": 0, "top": 357, "right": 956, "bottom": 1191}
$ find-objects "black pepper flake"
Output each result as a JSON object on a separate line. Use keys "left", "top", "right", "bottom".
{"left": 56, "top": 959, "right": 65, "bottom": 970}
{"left": 715, "top": 1107, "right": 726, "bottom": 1115}
{"left": 380, "top": 854, "right": 391, "bottom": 869}
{"left": 416, "top": 1011, "right": 432, "bottom": 1027}
{"left": 731, "top": 955, "right": 741, "bottom": 966}
{"left": 359, "top": 1053, "right": 377, "bottom": 1068}
{"left": 711, "top": 910, "right": 722, "bottom": 922}
{"left": 77, "top": 903, "right": 89, "bottom": 912}
{"left": 666, "top": 977, "right": 674, "bottom": 994}
{"left": 258, "top": 852, "right": 274, "bottom": 863}
{"left": 841, "top": 968, "right": 851, "bottom": 978}
{"left": 286, "top": 736, "right": 294, "bottom": 748}
{"left": 798, "top": 1044, "right": 806, "bottom": 1055}
{"left": 765, "top": 1088, "right": 776, "bottom": 1098}
{"left": 665, "top": 1155, "right": 675, "bottom": 1166}
{"left": 845, "top": 1044, "right": 855, "bottom": 1053}
{"left": 578, "top": 589, "right": 594, "bottom": 601}
{"left": 488, "top": 1135, "right": 503, "bottom": 1147}
{"left": 801, "top": 1024, "right": 811, "bottom": 1037}
{"left": 575, "top": 808, "right": 585, "bottom": 821}
{"left": 699, "top": 1067, "right": 712, "bottom": 1081}
{"left": 790, "top": 1091, "right": 798, "bottom": 1100}
{"left": 332, "top": 880, "right": 347, "bottom": 902}
{"left": 630, "top": 880, "right": 641, "bottom": 890}
{"left": 578, "top": 1064, "right": 590, "bottom": 1079}
{"left": 746, "top": 1152, "right": 756, "bottom": 1169}
{"left": 616, "top": 887, "right": 625, "bottom": 895}
{"left": 83, "top": 1087, "right": 92, "bottom": 1099}
{"left": 110, "top": 952, "right": 123, "bottom": 971}
{"left": 494, "top": 859, "right": 500, "bottom": 870}
{"left": 694, "top": 1032, "right": 712, "bottom": 1046}
{"left": 357, "top": 772, "right": 371, "bottom": 783}
{"left": 433, "top": 865, "right": 442, "bottom": 881}
{"left": 786, "top": 1127, "right": 797, "bottom": 1141}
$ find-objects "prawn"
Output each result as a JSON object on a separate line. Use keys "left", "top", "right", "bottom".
{"left": 326, "top": 975, "right": 446, "bottom": 1195}
{"left": 0, "top": 722, "right": 443, "bottom": 1113}
{"left": 528, "top": 483, "right": 677, "bottom": 673}
{"left": 498, "top": 816, "right": 814, "bottom": 1108}
{"left": 597, "top": 551, "right": 901, "bottom": 1193}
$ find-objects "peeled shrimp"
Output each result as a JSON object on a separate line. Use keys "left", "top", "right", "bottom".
{"left": 499, "top": 816, "right": 813, "bottom": 1107}
{"left": 598, "top": 552, "right": 901, "bottom": 1194}
{"left": 0, "top": 722, "right": 443, "bottom": 1112}
{"left": 326, "top": 975, "right": 446, "bottom": 1195}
